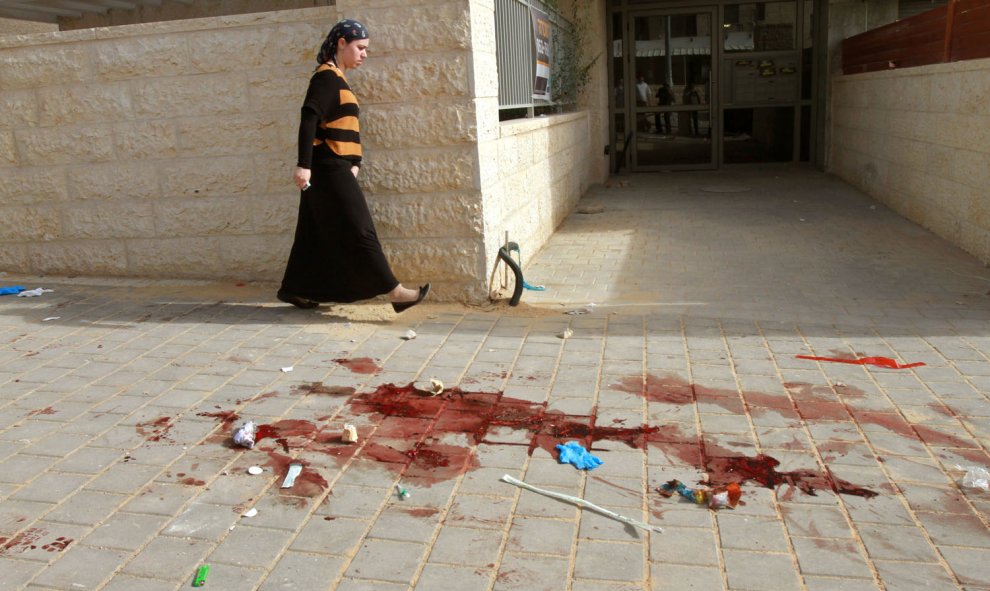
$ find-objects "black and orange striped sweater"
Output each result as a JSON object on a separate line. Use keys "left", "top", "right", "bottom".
{"left": 296, "top": 62, "right": 362, "bottom": 169}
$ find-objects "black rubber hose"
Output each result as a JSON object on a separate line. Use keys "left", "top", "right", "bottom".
{"left": 497, "top": 242, "right": 524, "bottom": 307}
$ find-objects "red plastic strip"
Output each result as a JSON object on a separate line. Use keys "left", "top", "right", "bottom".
{"left": 795, "top": 355, "right": 926, "bottom": 369}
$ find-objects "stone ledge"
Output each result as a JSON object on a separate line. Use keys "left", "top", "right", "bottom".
{"left": 498, "top": 111, "right": 588, "bottom": 139}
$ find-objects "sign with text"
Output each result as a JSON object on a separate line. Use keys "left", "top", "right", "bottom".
{"left": 531, "top": 7, "right": 552, "bottom": 101}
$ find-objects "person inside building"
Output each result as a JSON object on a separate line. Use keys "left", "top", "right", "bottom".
{"left": 635, "top": 76, "right": 651, "bottom": 131}
{"left": 682, "top": 82, "right": 702, "bottom": 136}
{"left": 278, "top": 19, "right": 429, "bottom": 313}
{"left": 655, "top": 81, "right": 675, "bottom": 135}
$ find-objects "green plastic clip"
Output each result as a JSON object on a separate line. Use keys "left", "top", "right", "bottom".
{"left": 192, "top": 564, "right": 210, "bottom": 587}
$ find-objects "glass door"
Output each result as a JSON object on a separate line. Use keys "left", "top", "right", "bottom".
{"left": 629, "top": 8, "right": 716, "bottom": 170}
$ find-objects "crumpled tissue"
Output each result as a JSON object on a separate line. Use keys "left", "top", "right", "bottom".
{"left": 17, "top": 288, "right": 54, "bottom": 298}
{"left": 555, "top": 441, "right": 603, "bottom": 470}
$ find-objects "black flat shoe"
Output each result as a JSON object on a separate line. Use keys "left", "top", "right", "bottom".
{"left": 391, "top": 283, "right": 430, "bottom": 313}
{"left": 277, "top": 290, "right": 319, "bottom": 309}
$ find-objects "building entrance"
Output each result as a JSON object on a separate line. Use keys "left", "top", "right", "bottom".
{"left": 609, "top": 0, "right": 822, "bottom": 172}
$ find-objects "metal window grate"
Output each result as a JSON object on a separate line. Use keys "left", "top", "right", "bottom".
{"left": 495, "top": 0, "right": 574, "bottom": 110}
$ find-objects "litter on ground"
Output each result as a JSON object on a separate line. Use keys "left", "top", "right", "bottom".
{"left": 502, "top": 474, "right": 661, "bottom": 533}
{"left": 556, "top": 441, "right": 602, "bottom": 470}
{"left": 960, "top": 466, "right": 989, "bottom": 491}
{"left": 657, "top": 479, "right": 742, "bottom": 510}
{"left": 281, "top": 463, "right": 303, "bottom": 488}
{"left": 17, "top": 288, "right": 54, "bottom": 297}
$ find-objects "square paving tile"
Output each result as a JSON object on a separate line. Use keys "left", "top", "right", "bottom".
{"left": 416, "top": 564, "right": 493, "bottom": 591}
{"left": 495, "top": 551, "right": 570, "bottom": 591}
{"left": 32, "top": 545, "right": 131, "bottom": 589}
{"left": 344, "top": 538, "right": 428, "bottom": 584}
{"left": 939, "top": 546, "right": 990, "bottom": 587}
{"left": 717, "top": 514, "right": 790, "bottom": 552}
{"left": 508, "top": 515, "right": 576, "bottom": 555}
{"left": 290, "top": 517, "right": 369, "bottom": 556}
{"left": 81, "top": 512, "right": 168, "bottom": 550}
{"left": 873, "top": 560, "right": 957, "bottom": 590}
{"left": 573, "top": 539, "right": 644, "bottom": 582}
{"left": 647, "top": 526, "right": 718, "bottom": 566}
{"left": 857, "top": 523, "right": 941, "bottom": 562}
{"left": 427, "top": 525, "right": 504, "bottom": 566}
{"left": 122, "top": 536, "right": 213, "bottom": 580}
{"left": 790, "top": 536, "right": 873, "bottom": 578}
{"left": 207, "top": 525, "right": 294, "bottom": 568}
{"left": 258, "top": 551, "right": 346, "bottom": 591}
{"left": 649, "top": 563, "right": 724, "bottom": 591}
{"left": 722, "top": 550, "right": 801, "bottom": 591}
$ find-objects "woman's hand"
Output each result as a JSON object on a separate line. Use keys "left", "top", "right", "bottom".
{"left": 293, "top": 167, "right": 311, "bottom": 190}
{"left": 351, "top": 166, "right": 359, "bottom": 178}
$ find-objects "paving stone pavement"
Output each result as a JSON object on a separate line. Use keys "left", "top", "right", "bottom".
{"left": 1, "top": 166, "right": 989, "bottom": 590}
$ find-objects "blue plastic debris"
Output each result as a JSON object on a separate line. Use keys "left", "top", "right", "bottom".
{"left": 555, "top": 441, "right": 603, "bottom": 470}
{"left": 0, "top": 286, "right": 26, "bottom": 296}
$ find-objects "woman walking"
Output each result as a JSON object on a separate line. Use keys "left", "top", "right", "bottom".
{"left": 278, "top": 19, "right": 429, "bottom": 313}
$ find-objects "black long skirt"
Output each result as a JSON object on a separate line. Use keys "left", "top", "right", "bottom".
{"left": 279, "top": 160, "right": 399, "bottom": 303}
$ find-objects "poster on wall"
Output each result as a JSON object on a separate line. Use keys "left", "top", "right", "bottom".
{"left": 531, "top": 7, "right": 552, "bottom": 101}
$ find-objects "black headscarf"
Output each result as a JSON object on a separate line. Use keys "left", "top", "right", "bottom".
{"left": 317, "top": 19, "right": 370, "bottom": 66}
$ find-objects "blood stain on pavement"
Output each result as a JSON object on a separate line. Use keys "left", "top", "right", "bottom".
{"left": 196, "top": 411, "right": 240, "bottom": 430}
{"left": 333, "top": 357, "right": 381, "bottom": 374}
{"left": 0, "top": 528, "right": 47, "bottom": 555}
{"left": 26, "top": 407, "right": 56, "bottom": 417}
{"left": 135, "top": 416, "right": 175, "bottom": 443}
{"left": 613, "top": 375, "right": 881, "bottom": 497}
{"left": 41, "top": 537, "right": 72, "bottom": 552}
{"left": 263, "top": 452, "right": 327, "bottom": 499}
{"left": 193, "top": 376, "right": 885, "bottom": 500}
{"left": 295, "top": 383, "right": 356, "bottom": 397}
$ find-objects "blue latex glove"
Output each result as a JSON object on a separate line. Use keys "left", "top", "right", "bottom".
{"left": 555, "top": 441, "right": 603, "bottom": 470}
{"left": 0, "top": 286, "right": 26, "bottom": 296}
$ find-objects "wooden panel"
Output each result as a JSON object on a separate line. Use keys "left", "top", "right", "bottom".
{"left": 951, "top": 1, "right": 990, "bottom": 61}
{"left": 842, "top": 0, "right": 990, "bottom": 74}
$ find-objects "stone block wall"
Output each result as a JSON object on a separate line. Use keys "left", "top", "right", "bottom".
{"left": 0, "top": 0, "right": 602, "bottom": 301}
{"left": 0, "top": 3, "right": 488, "bottom": 298}
{"left": 0, "top": 17, "right": 57, "bottom": 37}
{"left": 476, "top": 0, "right": 607, "bottom": 290}
{"left": 830, "top": 58, "right": 990, "bottom": 263}
{"left": 59, "top": 0, "right": 333, "bottom": 30}
{"left": 479, "top": 113, "right": 591, "bottom": 291}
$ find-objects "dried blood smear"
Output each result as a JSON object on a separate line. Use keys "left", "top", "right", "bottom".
{"left": 333, "top": 357, "right": 381, "bottom": 374}
{"left": 613, "top": 374, "right": 883, "bottom": 497}
{"left": 194, "top": 374, "right": 887, "bottom": 500}
{"left": 135, "top": 416, "right": 175, "bottom": 442}
{"left": 196, "top": 411, "right": 240, "bottom": 430}
{"left": 0, "top": 528, "right": 47, "bottom": 555}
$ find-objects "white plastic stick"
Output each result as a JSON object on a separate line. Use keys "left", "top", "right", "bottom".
{"left": 501, "top": 474, "right": 661, "bottom": 533}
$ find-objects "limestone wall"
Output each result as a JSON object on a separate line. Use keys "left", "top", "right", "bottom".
{"left": 0, "top": 3, "right": 488, "bottom": 299}
{"left": 59, "top": 0, "right": 333, "bottom": 30}
{"left": 479, "top": 113, "right": 591, "bottom": 292}
{"left": 0, "top": 17, "right": 57, "bottom": 37}
{"left": 475, "top": 0, "right": 605, "bottom": 292}
{"left": 0, "top": 0, "right": 600, "bottom": 301}
{"left": 830, "top": 58, "right": 990, "bottom": 263}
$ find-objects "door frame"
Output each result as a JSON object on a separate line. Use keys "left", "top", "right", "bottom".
{"left": 624, "top": 6, "right": 718, "bottom": 171}
{"left": 608, "top": 0, "right": 824, "bottom": 172}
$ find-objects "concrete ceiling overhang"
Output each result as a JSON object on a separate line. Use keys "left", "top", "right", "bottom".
{"left": 0, "top": 0, "right": 191, "bottom": 23}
